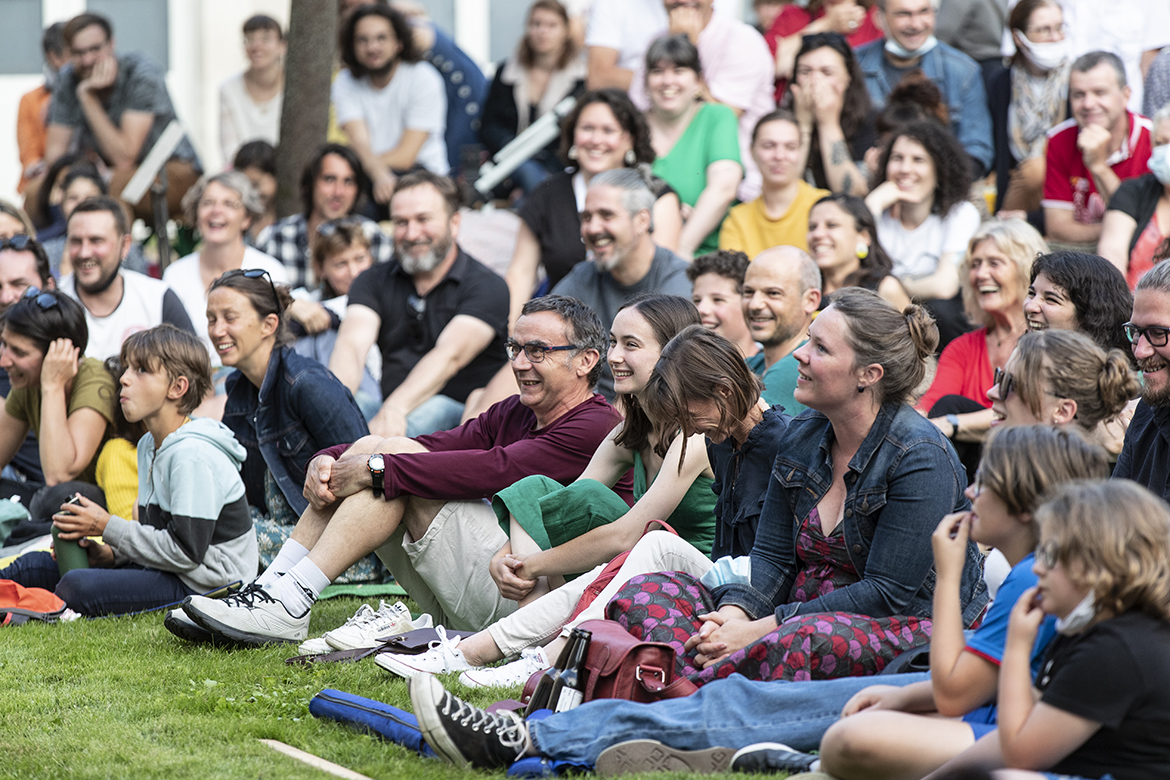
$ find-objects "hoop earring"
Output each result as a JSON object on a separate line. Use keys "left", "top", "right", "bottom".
{"left": 624, "top": 149, "right": 637, "bottom": 166}
{"left": 856, "top": 241, "right": 869, "bottom": 260}
{"left": 568, "top": 145, "right": 578, "bottom": 160}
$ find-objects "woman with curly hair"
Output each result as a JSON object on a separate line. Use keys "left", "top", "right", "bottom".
{"left": 503, "top": 88, "right": 682, "bottom": 330}
{"left": 1024, "top": 250, "right": 1134, "bottom": 360}
{"left": 866, "top": 119, "right": 978, "bottom": 348}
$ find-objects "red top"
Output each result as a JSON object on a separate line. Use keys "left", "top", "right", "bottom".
{"left": 917, "top": 328, "right": 994, "bottom": 414}
{"left": 764, "top": 5, "right": 882, "bottom": 101}
{"left": 318, "top": 394, "right": 634, "bottom": 504}
{"left": 1042, "top": 111, "right": 1154, "bottom": 225}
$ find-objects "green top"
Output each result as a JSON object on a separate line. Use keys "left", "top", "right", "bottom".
{"left": 747, "top": 348, "right": 808, "bottom": 415}
{"left": 651, "top": 102, "right": 742, "bottom": 256}
{"left": 493, "top": 449, "right": 717, "bottom": 577}
{"left": 5, "top": 357, "right": 115, "bottom": 485}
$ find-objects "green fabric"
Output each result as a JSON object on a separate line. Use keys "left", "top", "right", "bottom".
{"left": 651, "top": 102, "right": 741, "bottom": 256}
{"left": 758, "top": 346, "right": 808, "bottom": 415}
{"left": 492, "top": 451, "right": 718, "bottom": 566}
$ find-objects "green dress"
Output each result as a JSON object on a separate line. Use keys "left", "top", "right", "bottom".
{"left": 493, "top": 451, "right": 717, "bottom": 578}
{"left": 650, "top": 102, "right": 742, "bottom": 256}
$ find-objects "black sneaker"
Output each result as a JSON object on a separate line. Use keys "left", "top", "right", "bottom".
{"left": 164, "top": 608, "right": 230, "bottom": 646}
{"left": 595, "top": 739, "right": 735, "bottom": 776}
{"left": 730, "top": 742, "right": 817, "bottom": 773}
{"left": 410, "top": 673, "right": 529, "bottom": 769}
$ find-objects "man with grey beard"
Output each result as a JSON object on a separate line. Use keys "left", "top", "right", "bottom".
{"left": 1114, "top": 260, "right": 1170, "bottom": 501}
{"left": 551, "top": 168, "right": 691, "bottom": 399}
{"left": 330, "top": 171, "right": 508, "bottom": 438}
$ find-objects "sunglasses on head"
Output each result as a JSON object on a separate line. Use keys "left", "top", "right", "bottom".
{"left": 0, "top": 235, "right": 34, "bottom": 252}
{"left": 21, "top": 286, "right": 58, "bottom": 310}
{"left": 221, "top": 268, "right": 279, "bottom": 310}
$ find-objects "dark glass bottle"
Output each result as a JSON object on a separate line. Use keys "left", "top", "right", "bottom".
{"left": 524, "top": 631, "right": 578, "bottom": 716}
{"left": 551, "top": 628, "right": 591, "bottom": 712}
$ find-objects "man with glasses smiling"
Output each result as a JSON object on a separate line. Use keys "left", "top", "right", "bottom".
{"left": 1115, "top": 261, "right": 1170, "bottom": 501}
{"left": 178, "top": 294, "right": 632, "bottom": 646}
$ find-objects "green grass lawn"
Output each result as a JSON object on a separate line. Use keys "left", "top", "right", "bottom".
{"left": 0, "top": 598, "right": 783, "bottom": 780}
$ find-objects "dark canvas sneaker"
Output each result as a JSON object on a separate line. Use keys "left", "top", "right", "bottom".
{"left": 410, "top": 673, "right": 529, "bottom": 769}
{"left": 182, "top": 583, "right": 310, "bottom": 645}
{"left": 163, "top": 607, "right": 227, "bottom": 645}
{"left": 730, "top": 742, "right": 818, "bottom": 774}
{"left": 594, "top": 739, "right": 735, "bottom": 776}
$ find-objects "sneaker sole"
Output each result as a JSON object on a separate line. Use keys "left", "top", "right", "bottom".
{"left": 595, "top": 740, "right": 735, "bottom": 776}
{"left": 163, "top": 611, "right": 233, "bottom": 646}
{"left": 410, "top": 674, "right": 472, "bottom": 770}
{"left": 182, "top": 602, "right": 302, "bottom": 647}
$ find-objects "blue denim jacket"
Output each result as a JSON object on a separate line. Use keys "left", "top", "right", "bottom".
{"left": 223, "top": 346, "right": 369, "bottom": 516}
{"left": 716, "top": 402, "right": 987, "bottom": 627}
{"left": 856, "top": 39, "right": 995, "bottom": 178}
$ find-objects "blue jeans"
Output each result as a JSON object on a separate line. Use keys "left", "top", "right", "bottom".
{"left": 0, "top": 551, "right": 196, "bottom": 616}
{"left": 406, "top": 395, "right": 466, "bottom": 438}
{"left": 528, "top": 671, "right": 930, "bottom": 764}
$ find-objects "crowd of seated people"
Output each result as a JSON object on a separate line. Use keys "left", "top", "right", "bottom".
{"left": 4, "top": 2, "right": 1170, "bottom": 779}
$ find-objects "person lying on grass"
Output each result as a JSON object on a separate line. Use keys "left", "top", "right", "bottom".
{"left": 0, "top": 325, "right": 256, "bottom": 616}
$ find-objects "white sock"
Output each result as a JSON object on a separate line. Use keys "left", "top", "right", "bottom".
{"left": 809, "top": 758, "right": 821, "bottom": 772}
{"left": 271, "top": 558, "right": 330, "bottom": 617}
{"left": 256, "top": 539, "right": 310, "bottom": 588}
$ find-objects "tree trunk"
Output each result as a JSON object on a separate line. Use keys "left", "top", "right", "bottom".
{"left": 274, "top": 0, "right": 337, "bottom": 218}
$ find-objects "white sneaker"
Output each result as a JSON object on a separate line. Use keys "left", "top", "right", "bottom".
{"left": 182, "top": 582, "right": 310, "bottom": 645}
{"left": 458, "top": 647, "right": 551, "bottom": 689}
{"left": 297, "top": 636, "right": 334, "bottom": 655}
{"left": 375, "top": 626, "right": 474, "bottom": 679}
{"left": 324, "top": 601, "right": 413, "bottom": 651}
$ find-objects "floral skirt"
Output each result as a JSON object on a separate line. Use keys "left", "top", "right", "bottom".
{"left": 606, "top": 571, "right": 932, "bottom": 685}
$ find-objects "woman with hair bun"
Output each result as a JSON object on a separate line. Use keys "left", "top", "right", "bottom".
{"left": 608, "top": 288, "right": 987, "bottom": 684}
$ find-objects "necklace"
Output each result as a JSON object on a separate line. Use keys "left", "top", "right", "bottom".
{"left": 993, "top": 323, "right": 1025, "bottom": 349}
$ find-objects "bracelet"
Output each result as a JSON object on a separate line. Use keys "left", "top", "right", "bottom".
{"left": 946, "top": 414, "right": 961, "bottom": 441}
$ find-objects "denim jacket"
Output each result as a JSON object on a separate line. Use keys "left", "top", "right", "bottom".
{"left": 856, "top": 39, "right": 995, "bottom": 178}
{"left": 716, "top": 402, "right": 988, "bottom": 627}
{"left": 223, "top": 346, "right": 369, "bottom": 516}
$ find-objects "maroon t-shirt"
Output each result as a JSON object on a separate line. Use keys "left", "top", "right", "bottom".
{"left": 318, "top": 394, "right": 634, "bottom": 503}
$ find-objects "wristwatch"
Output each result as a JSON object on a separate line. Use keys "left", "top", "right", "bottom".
{"left": 368, "top": 454, "right": 385, "bottom": 499}
{"left": 945, "top": 414, "right": 961, "bottom": 441}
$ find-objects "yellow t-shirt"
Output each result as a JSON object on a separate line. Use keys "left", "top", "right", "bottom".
{"left": 96, "top": 437, "right": 139, "bottom": 521}
{"left": 5, "top": 357, "right": 116, "bottom": 485}
{"left": 718, "top": 180, "right": 830, "bottom": 258}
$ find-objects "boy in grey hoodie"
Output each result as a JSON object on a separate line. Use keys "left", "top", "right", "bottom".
{"left": 0, "top": 325, "right": 257, "bottom": 615}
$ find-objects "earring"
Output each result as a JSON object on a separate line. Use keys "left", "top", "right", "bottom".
{"left": 568, "top": 145, "right": 578, "bottom": 161}
{"left": 857, "top": 385, "right": 866, "bottom": 393}
{"left": 624, "top": 149, "right": 637, "bottom": 166}
{"left": 856, "top": 241, "right": 869, "bottom": 260}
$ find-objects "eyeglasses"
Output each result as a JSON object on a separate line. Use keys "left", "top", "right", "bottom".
{"left": 1035, "top": 539, "right": 1060, "bottom": 569}
{"left": 221, "top": 268, "right": 280, "bottom": 311}
{"left": 969, "top": 468, "right": 984, "bottom": 497}
{"left": 1123, "top": 322, "right": 1170, "bottom": 347}
{"left": 505, "top": 340, "right": 580, "bottom": 362}
{"left": 1024, "top": 23, "right": 1067, "bottom": 40}
{"left": 197, "top": 197, "right": 244, "bottom": 211}
{"left": 21, "top": 286, "right": 58, "bottom": 310}
{"left": 993, "top": 367, "right": 1015, "bottom": 399}
{"left": 0, "top": 235, "right": 34, "bottom": 252}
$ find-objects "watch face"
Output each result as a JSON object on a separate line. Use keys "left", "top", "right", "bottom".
{"left": 369, "top": 454, "right": 385, "bottom": 471}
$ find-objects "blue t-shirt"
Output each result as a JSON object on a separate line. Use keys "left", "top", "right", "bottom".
{"left": 962, "top": 553, "right": 1058, "bottom": 726}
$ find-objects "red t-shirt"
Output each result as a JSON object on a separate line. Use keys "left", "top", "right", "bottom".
{"left": 917, "top": 328, "right": 994, "bottom": 414}
{"left": 1042, "top": 111, "right": 1154, "bottom": 225}
{"left": 764, "top": 5, "right": 882, "bottom": 101}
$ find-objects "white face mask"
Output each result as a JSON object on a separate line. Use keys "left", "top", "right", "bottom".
{"left": 1016, "top": 34, "right": 1070, "bottom": 72}
{"left": 1055, "top": 590, "right": 1098, "bottom": 635}
{"left": 1149, "top": 144, "right": 1170, "bottom": 186}
{"left": 884, "top": 35, "right": 939, "bottom": 60}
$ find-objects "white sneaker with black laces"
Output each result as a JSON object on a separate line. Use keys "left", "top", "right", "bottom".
{"left": 410, "top": 673, "right": 530, "bottom": 769}
{"left": 375, "top": 625, "right": 473, "bottom": 678}
{"left": 324, "top": 600, "right": 414, "bottom": 651}
{"left": 182, "top": 582, "right": 310, "bottom": 645}
{"left": 458, "top": 646, "right": 551, "bottom": 689}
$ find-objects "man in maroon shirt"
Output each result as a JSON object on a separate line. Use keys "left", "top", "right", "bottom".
{"left": 176, "top": 296, "right": 631, "bottom": 645}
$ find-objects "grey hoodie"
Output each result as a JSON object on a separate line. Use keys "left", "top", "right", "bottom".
{"left": 101, "top": 417, "right": 257, "bottom": 592}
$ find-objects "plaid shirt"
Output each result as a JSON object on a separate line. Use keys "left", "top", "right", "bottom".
{"left": 255, "top": 213, "right": 394, "bottom": 288}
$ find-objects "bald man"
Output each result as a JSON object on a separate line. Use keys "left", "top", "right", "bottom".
{"left": 743, "top": 246, "right": 822, "bottom": 413}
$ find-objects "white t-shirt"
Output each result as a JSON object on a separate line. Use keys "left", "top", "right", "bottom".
{"left": 163, "top": 246, "right": 288, "bottom": 366}
{"left": 585, "top": 0, "right": 669, "bottom": 73}
{"left": 218, "top": 73, "right": 282, "bottom": 164}
{"left": 59, "top": 270, "right": 181, "bottom": 360}
{"left": 331, "top": 62, "right": 449, "bottom": 175}
{"left": 878, "top": 201, "right": 981, "bottom": 280}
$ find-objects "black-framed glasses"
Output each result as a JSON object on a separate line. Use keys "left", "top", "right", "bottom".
{"left": 993, "top": 367, "right": 1014, "bottom": 399}
{"left": 0, "top": 235, "right": 34, "bottom": 252}
{"left": 969, "top": 468, "right": 984, "bottom": 498}
{"left": 1035, "top": 539, "right": 1060, "bottom": 569}
{"left": 505, "top": 340, "right": 580, "bottom": 362}
{"left": 221, "top": 268, "right": 279, "bottom": 310}
{"left": 1123, "top": 322, "right": 1170, "bottom": 347}
{"left": 21, "top": 286, "right": 58, "bottom": 310}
